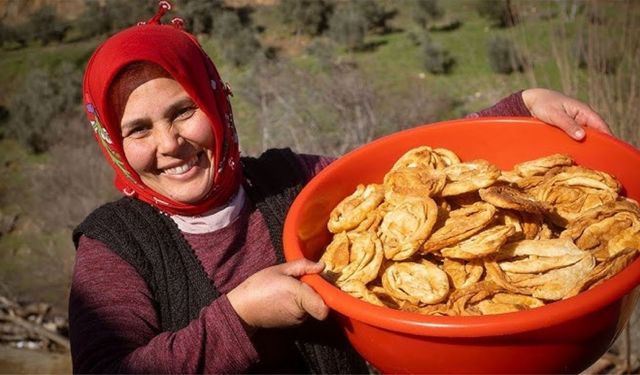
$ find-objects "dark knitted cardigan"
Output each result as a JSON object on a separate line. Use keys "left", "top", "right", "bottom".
{"left": 73, "top": 148, "right": 367, "bottom": 374}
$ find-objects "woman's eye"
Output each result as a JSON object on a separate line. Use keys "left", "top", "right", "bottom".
{"left": 125, "top": 126, "right": 148, "bottom": 138}
{"left": 175, "top": 106, "right": 197, "bottom": 121}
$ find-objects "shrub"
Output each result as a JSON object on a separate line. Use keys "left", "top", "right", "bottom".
{"left": 475, "top": 0, "right": 518, "bottom": 28}
{"left": 214, "top": 11, "right": 261, "bottom": 67}
{"left": 422, "top": 37, "right": 455, "bottom": 74}
{"left": 24, "top": 5, "right": 68, "bottom": 45}
{"left": 180, "top": 0, "right": 224, "bottom": 35}
{"left": 413, "top": 0, "right": 444, "bottom": 29}
{"left": 277, "top": 0, "right": 332, "bottom": 36}
{"left": 355, "top": 0, "right": 397, "bottom": 34}
{"left": 486, "top": 35, "right": 525, "bottom": 74}
{"left": 327, "top": 2, "right": 368, "bottom": 51}
{"left": 5, "top": 62, "right": 83, "bottom": 153}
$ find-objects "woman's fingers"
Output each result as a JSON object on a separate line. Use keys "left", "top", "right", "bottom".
{"left": 279, "top": 258, "right": 325, "bottom": 277}
{"left": 296, "top": 282, "right": 329, "bottom": 321}
{"left": 570, "top": 102, "right": 613, "bottom": 135}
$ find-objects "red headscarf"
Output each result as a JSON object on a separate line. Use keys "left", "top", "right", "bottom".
{"left": 82, "top": 2, "right": 241, "bottom": 216}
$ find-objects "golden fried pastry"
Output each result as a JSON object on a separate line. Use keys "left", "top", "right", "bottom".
{"left": 383, "top": 168, "right": 446, "bottom": 201}
{"left": 474, "top": 293, "right": 545, "bottom": 315}
{"left": 381, "top": 261, "right": 450, "bottom": 305}
{"left": 532, "top": 166, "right": 621, "bottom": 226}
{"left": 320, "top": 231, "right": 350, "bottom": 281}
{"left": 391, "top": 146, "right": 460, "bottom": 171}
{"left": 320, "top": 146, "right": 640, "bottom": 316}
{"left": 566, "top": 248, "right": 639, "bottom": 297}
{"left": 561, "top": 200, "right": 640, "bottom": 260}
{"left": 479, "top": 185, "right": 550, "bottom": 215}
{"left": 336, "top": 231, "right": 384, "bottom": 286}
{"left": 441, "top": 160, "right": 501, "bottom": 196}
{"left": 422, "top": 202, "right": 496, "bottom": 253}
{"left": 440, "top": 224, "right": 515, "bottom": 260}
{"left": 378, "top": 196, "right": 439, "bottom": 260}
{"left": 341, "top": 280, "right": 385, "bottom": 307}
{"left": 512, "top": 153, "right": 574, "bottom": 178}
{"left": 488, "top": 238, "right": 596, "bottom": 300}
{"left": 442, "top": 258, "right": 484, "bottom": 289}
{"left": 328, "top": 184, "right": 385, "bottom": 233}
{"left": 447, "top": 281, "right": 504, "bottom": 316}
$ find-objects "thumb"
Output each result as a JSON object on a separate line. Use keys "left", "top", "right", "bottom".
{"left": 279, "top": 259, "right": 325, "bottom": 278}
{"left": 550, "top": 109, "right": 585, "bottom": 140}
{"left": 296, "top": 281, "right": 329, "bottom": 321}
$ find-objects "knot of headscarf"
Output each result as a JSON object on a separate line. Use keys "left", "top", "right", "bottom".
{"left": 82, "top": 2, "right": 241, "bottom": 216}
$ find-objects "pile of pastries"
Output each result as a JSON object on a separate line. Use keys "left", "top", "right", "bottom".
{"left": 320, "top": 146, "right": 640, "bottom": 316}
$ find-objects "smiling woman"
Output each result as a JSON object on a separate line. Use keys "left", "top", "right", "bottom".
{"left": 114, "top": 69, "right": 216, "bottom": 204}
{"left": 68, "top": 1, "right": 622, "bottom": 374}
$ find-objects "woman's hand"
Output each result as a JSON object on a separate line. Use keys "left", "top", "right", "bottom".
{"left": 522, "top": 88, "right": 613, "bottom": 140}
{"left": 227, "top": 259, "right": 328, "bottom": 332}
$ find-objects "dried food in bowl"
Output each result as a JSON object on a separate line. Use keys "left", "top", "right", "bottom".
{"left": 283, "top": 117, "right": 640, "bottom": 374}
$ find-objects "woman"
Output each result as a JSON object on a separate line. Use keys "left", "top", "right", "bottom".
{"left": 70, "top": 2, "right": 613, "bottom": 373}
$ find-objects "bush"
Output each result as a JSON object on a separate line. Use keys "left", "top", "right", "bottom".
{"left": 355, "top": 0, "right": 397, "bottom": 34}
{"left": 327, "top": 2, "right": 368, "bottom": 51}
{"left": 180, "top": 0, "right": 224, "bottom": 35}
{"left": 213, "top": 11, "right": 261, "bottom": 67}
{"left": 5, "top": 62, "right": 83, "bottom": 153}
{"left": 475, "top": 0, "right": 518, "bottom": 28}
{"left": 412, "top": 0, "right": 444, "bottom": 29}
{"left": 69, "top": 0, "right": 156, "bottom": 41}
{"left": 277, "top": 0, "right": 332, "bottom": 36}
{"left": 24, "top": 5, "right": 68, "bottom": 45}
{"left": 486, "top": 35, "right": 525, "bottom": 74}
{"left": 422, "top": 37, "right": 455, "bottom": 74}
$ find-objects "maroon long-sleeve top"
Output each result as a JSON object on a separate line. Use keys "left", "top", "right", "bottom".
{"left": 69, "top": 92, "right": 531, "bottom": 373}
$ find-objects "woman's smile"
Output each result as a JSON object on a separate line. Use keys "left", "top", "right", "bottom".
{"left": 161, "top": 151, "right": 203, "bottom": 176}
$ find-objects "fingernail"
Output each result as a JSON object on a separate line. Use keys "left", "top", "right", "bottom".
{"left": 573, "top": 128, "right": 585, "bottom": 139}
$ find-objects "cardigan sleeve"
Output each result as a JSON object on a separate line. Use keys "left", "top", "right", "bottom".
{"left": 467, "top": 90, "right": 532, "bottom": 118}
{"left": 69, "top": 236, "right": 259, "bottom": 373}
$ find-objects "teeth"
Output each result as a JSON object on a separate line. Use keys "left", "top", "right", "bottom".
{"left": 164, "top": 154, "right": 198, "bottom": 176}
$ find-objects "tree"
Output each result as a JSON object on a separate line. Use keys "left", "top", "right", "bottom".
{"left": 214, "top": 11, "right": 261, "bottom": 67}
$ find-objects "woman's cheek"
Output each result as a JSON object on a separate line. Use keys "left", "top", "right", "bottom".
{"left": 123, "top": 140, "right": 155, "bottom": 175}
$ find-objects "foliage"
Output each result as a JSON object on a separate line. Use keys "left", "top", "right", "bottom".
{"left": 70, "top": 0, "right": 156, "bottom": 41}
{"left": 475, "top": 0, "right": 518, "bottom": 28}
{"left": 327, "top": 2, "right": 369, "bottom": 51}
{"left": 355, "top": 0, "right": 397, "bottom": 34}
{"left": 25, "top": 5, "right": 68, "bottom": 45}
{"left": 276, "top": 0, "right": 332, "bottom": 36}
{"left": 422, "top": 36, "right": 455, "bottom": 75}
{"left": 412, "top": 0, "right": 444, "bottom": 29}
{"left": 212, "top": 10, "right": 262, "bottom": 67}
{"left": 3, "top": 62, "right": 83, "bottom": 153}
{"left": 179, "top": 0, "right": 225, "bottom": 35}
{"left": 486, "top": 35, "right": 525, "bottom": 74}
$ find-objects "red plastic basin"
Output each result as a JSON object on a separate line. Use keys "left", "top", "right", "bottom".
{"left": 283, "top": 117, "right": 640, "bottom": 374}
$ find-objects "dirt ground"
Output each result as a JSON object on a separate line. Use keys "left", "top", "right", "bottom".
{"left": 0, "top": 346, "right": 71, "bottom": 374}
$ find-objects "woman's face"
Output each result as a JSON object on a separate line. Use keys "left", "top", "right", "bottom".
{"left": 120, "top": 77, "right": 216, "bottom": 204}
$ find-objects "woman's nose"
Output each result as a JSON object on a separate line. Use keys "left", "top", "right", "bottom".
{"left": 156, "top": 125, "right": 184, "bottom": 154}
